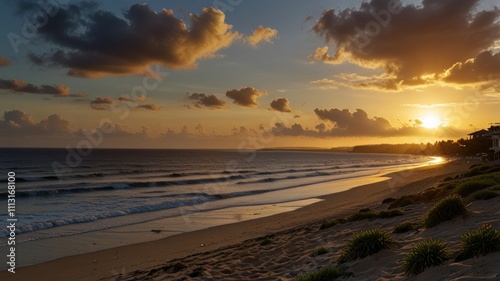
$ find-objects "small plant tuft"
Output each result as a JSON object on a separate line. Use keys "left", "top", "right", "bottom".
{"left": 403, "top": 239, "right": 450, "bottom": 276}
{"left": 393, "top": 221, "right": 414, "bottom": 233}
{"left": 456, "top": 224, "right": 500, "bottom": 261}
{"left": 422, "top": 194, "right": 466, "bottom": 228}
{"left": 310, "top": 246, "right": 329, "bottom": 257}
{"left": 292, "top": 265, "right": 350, "bottom": 281}
{"left": 319, "top": 220, "right": 337, "bottom": 230}
{"left": 338, "top": 229, "right": 393, "bottom": 263}
{"left": 471, "top": 190, "right": 498, "bottom": 201}
{"left": 259, "top": 237, "right": 272, "bottom": 246}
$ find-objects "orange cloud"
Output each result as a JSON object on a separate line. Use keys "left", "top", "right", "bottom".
{"left": 0, "top": 79, "right": 72, "bottom": 96}
{"left": 185, "top": 93, "right": 228, "bottom": 109}
{"left": 225, "top": 87, "right": 267, "bottom": 107}
{"left": 270, "top": 98, "right": 292, "bottom": 112}
{"left": 246, "top": 25, "right": 278, "bottom": 47}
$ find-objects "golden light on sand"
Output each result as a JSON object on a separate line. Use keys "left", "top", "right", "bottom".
{"left": 421, "top": 116, "right": 443, "bottom": 129}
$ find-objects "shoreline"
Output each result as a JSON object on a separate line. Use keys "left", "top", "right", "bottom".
{"left": 1, "top": 159, "right": 472, "bottom": 280}
{"left": 1, "top": 159, "right": 433, "bottom": 269}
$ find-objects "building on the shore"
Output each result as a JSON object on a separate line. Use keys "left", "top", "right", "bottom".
{"left": 489, "top": 125, "right": 500, "bottom": 161}
{"left": 467, "top": 129, "right": 488, "bottom": 140}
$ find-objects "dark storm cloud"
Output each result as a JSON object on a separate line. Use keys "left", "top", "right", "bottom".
{"left": 270, "top": 98, "right": 292, "bottom": 112}
{"left": 311, "top": 0, "right": 500, "bottom": 90}
{"left": 23, "top": 3, "right": 241, "bottom": 77}
{"left": 225, "top": 87, "right": 267, "bottom": 107}
{"left": 185, "top": 93, "right": 228, "bottom": 109}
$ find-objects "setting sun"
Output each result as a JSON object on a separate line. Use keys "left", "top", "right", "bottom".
{"left": 421, "top": 116, "right": 442, "bottom": 129}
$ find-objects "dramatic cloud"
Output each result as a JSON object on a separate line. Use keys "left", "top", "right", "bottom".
{"left": 24, "top": 3, "right": 242, "bottom": 77}
{"left": 270, "top": 98, "right": 292, "bottom": 112}
{"left": 225, "top": 87, "right": 267, "bottom": 107}
{"left": 246, "top": 25, "right": 278, "bottom": 47}
{"left": 441, "top": 51, "right": 500, "bottom": 84}
{"left": 0, "top": 79, "right": 72, "bottom": 97}
{"left": 0, "top": 57, "right": 11, "bottom": 66}
{"left": 0, "top": 110, "right": 72, "bottom": 136}
{"left": 311, "top": 0, "right": 500, "bottom": 90}
{"left": 185, "top": 93, "right": 228, "bottom": 109}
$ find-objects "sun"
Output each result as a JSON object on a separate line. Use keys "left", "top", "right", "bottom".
{"left": 421, "top": 116, "right": 442, "bottom": 129}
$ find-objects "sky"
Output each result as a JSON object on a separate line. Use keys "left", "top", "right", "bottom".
{"left": 0, "top": 0, "right": 499, "bottom": 148}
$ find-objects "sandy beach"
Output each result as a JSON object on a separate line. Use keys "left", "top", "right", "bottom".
{"left": 2, "top": 160, "right": 499, "bottom": 281}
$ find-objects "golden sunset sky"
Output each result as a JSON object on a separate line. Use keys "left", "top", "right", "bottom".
{"left": 0, "top": 0, "right": 499, "bottom": 148}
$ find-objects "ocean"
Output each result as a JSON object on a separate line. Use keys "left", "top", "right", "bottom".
{"left": 0, "top": 148, "right": 434, "bottom": 265}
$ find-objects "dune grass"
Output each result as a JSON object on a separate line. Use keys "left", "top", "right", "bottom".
{"left": 403, "top": 239, "right": 450, "bottom": 275}
{"left": 338, "top": 229, "right": 393, "bottom": 263}
{"left": 457, "top": 224, "right": 500, "bottom": 261}
{"left": 471, "top": 190, "right": 498, "bottom": 201}
{"left": 292, "top": 265, "right": 350, "bottom": 281}
{"left": 393, "top": 221, "right": 415, "bottom": 233}
{"left": 422, "top": 194, "right": 467, "bottom": 228}
{"left": 310, "top": 246, "right": 329, "bottom": 257}
{"left": 455, "top": 181, "right": 496, "bottom": 197}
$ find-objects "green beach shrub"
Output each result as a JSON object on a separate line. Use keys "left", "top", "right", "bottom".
{"left": 379, "top": 209, "right": 404, "bottom": 218}
{"left": 310, "top": 246, "right": 329, "bottom": 257}
{"left": 292, "top": 265, "right": 349, "bottom": 281}
{"left": 359, "top": 208, "right": 371, "bottom": 213}
{"left": 403, "top": 239, "right": 450, "bottom": 275}
{"left": 338, "top": 229, "right": 393, "bottom": 263}
{"left": 422, "top": 194, "right": 466, "bottom": 228}
{"left": 393, "top": 221, "right": 414, "bottom": 233}
{"left": 471, "top": 190, "right": 498, "bottom": 201}
{"left": 457, "top": 224, "right": 500, "bottom": 260}
{"left": 491, "top": 184, "right": 500, "bottom": 191}
{"left": 455, "top": 180, "right": 495, "bottom": 197}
